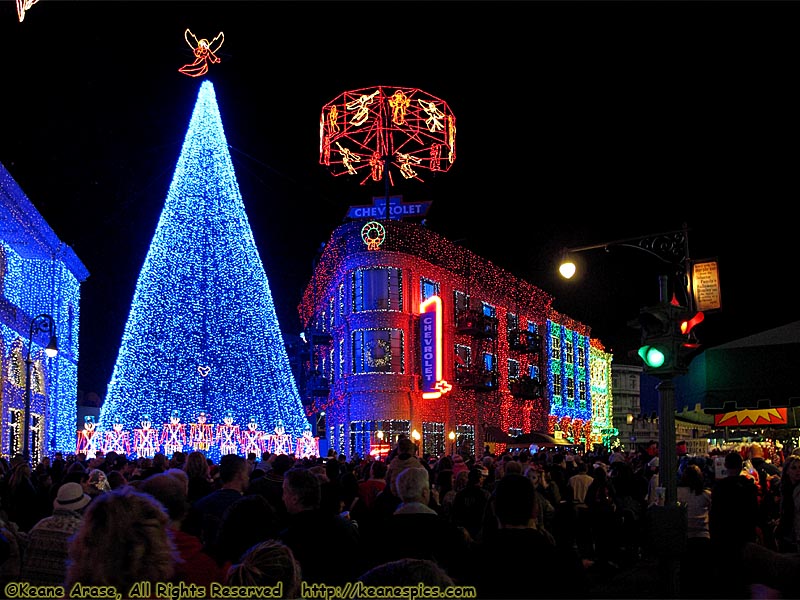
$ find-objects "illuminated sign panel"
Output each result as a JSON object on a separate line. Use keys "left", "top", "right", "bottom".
{"left": 420, "top": 295, "right": 452, "bottom": 399}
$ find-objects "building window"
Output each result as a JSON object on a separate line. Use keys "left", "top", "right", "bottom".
{"left": 421, "top": 278, "right": 439, "bottom": 304}
{"left": 553, "top": 373, "right": 563, "bottom": 397}
{"left": 353, "top": 267, "right": 402, "bottom": 312}
{"left": 455, "top": 344, "right": 471, "bottom": 379}
{"left": 576, "top": 344, "right": 586, "bottom": 368}
{"left": 338, "top": 283, "right": 344, "bottom": 319}
{"left": 454, "top": 290, "right": 469, "bottom": 319}
{"left": 338, "top": 339, "right": 344, "bottom": 377}
{"left": 551, "top": 335, "right": 561, "bottom": 361}
{"left": 528, "top": 364, "right": 540, "bottom": 381}
{"left": 455, "top": 423, "right": 475, "bottom": 456}
{"left": 422, "top": 422, "right": 445, "bottom": 457}
{"left": 527, "top": 320, "right": 539, "bottom": 334}
{"left": 508, "top": 359, "right": 520, "bottom": 384}
{"left": 483, "top": 352, "right": 495, "bottom": 375}
{"left": 565, "top": 339, "right": 574, "bottom": 365}
{"left": 352, "top": 328, "right": 404, "bottom": 374}
{"left": 566, "top": 376, "right": 575, "bottom": 401}
{"left": 507, "top": 312, "right": 518, "bottom": 334}
{"left": 578, "top": 379, "right": 587, "bottom": 403}
{"left": 482, "top": 302, "right": 496, "bottom": 319}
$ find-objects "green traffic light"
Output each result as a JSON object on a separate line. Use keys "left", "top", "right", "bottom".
{"left": 638, "top": 344, "right": 666, "bottom": 368}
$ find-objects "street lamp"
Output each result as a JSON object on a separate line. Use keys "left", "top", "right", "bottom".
{"left": 626, "top": 413, "right": 635, "bottom": 452}
{"left": 448, "top": 430, "right": 456, "bottom": 456}
{"left": 411, "top": 429, "right": 421, "bottom": 454}
{"left": 557, "top": 226, "right": 695, "bottom": 598}
{"left": 558, "top": 225, "right": 694, "bottom": 507}
{"left": 24, "top": 314, "right": 58, "bottom": 463}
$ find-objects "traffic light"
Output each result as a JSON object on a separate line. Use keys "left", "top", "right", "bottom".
{"left": 636, "top": 303, "right": 680, "bottom": 377}
{"left": 635, "top": 303, "right": 705, "bottom": 376}
{"left": 677, "top": 309, "right": 704, "bottom": 369}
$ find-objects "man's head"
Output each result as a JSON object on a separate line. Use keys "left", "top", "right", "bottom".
{"left": 395, "top": 467, "right": 429, "bottom": 504}
{"left": 282, "top": 467, "right": 321, "bottom": 514}
{"left": 397, "top": 437, "right": 415, "bottom": 456}
{"left": 749, "top": 443, "right": 765, "bottom": 459}
{"left": 494, "top": 473, "right": 536, "bottom": 527}
{"left": 219, "top": 454, "right": 249, "bottom": 492}
{"left": 725, "top": 451, "right": 744, "bottom": 476}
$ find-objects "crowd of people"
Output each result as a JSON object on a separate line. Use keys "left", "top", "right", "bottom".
{"left": 0, "top": 437, "right": 798, "bottom": 598}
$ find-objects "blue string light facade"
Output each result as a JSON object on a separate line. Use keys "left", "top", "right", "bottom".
{"left": 99, "top": 81, "right": 309, "bottom": 459}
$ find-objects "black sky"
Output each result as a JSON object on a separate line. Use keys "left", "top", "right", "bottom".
{"left": 1, "top": 1, "right": 797, "bottom": 396}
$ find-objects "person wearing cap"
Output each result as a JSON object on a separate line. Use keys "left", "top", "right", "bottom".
{"left": 20, "top": 482, "right": 91, "bottom": 585}
{"left": 450, "top": 465, "right": 495, "bottom": 542}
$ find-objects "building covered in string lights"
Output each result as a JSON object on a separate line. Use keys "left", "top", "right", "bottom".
{"left": 298, "top": 208, "right": 614, "bottom": 459}
{"left": 0, "top": 162, "right": 89, "bottom": 462}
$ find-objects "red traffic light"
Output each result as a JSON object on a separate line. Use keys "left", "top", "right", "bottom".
{"left": 679, "top": 311, "right": 704, "bottom": 335}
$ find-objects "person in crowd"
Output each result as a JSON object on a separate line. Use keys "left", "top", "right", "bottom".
{"left": 522, "top": 465, "right": 556, "bottom": 535}
{"left": 608, "top": 459, "right": 647, "bottom": 566}
{"left": 184, "top": 451, "right": 215, "bottom": 504}
{"left": 191, "top": 454, "right": 250, "bottom": 547}
{"left": 746, "top": 442, "right": 781, "bottom": 550}
{"left": 105, "top": 470, "right": 128, "bottom": 490}
{"left": 567, "top": 460, "right": 594, "bottom": 557}
{"left": 709, "top": 450, "right": 760, "bottom": 598}
{"left": 5, "top": 461, "right": 45, "bottom": 532}
{"left": 676, "top": 463, "right": 712, "bottom": 598}
{"left": 211, "top": 493, "right": 279, "bottom": 567}
{"left": 64, "top": 486, "right": 178, "bottom": 597}
{"left": 350, "top": 460, "right": 388, "bottom": 534}
{"left": 85, "top": 468, "right": 110, "bottom": 500}
{"left": 585, "top": 463, "right": 618, "bottom": 569}
{"left": 386, "top": 437, "right": 424, "bottom": 497}
{"left": 225, "top": 539, "right": 302, "bottom": 597}
{"left": 0, "top": 504, "right": 28, "bottom": 585}
{"left": 468, "top": 473, "right": 589, "bottom": 598}
{"left": 371, "top": 466, "right": 470, "bottom": 583}
{"left": 775, "top": 453, "right": 800, "bottom": 553}
{"left": 279, "top": 466, "right": 364, "bottom": 585}
{"left": 357, "top": 557, "right": 455, "bottom": 589}
{"left": 247, "top": 453, "right": 295, "bottom": 529}
{"left": 20, "top": 482, "right": 91, "bottom": 585}
{"left": 440, "top": 469, "right": 468, "bottom": 520}
{"left": 450, "top": 465, "right": 494, "bottom": 543}
{"left": 139, "top": 472, "right": 226, "bottom": 586}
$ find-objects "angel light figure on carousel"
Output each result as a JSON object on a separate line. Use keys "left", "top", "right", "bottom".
{"left": 190, "top": 410, "right": 215, "bottom": 454}
{"left": 161, "top": 410, "right": 187, "bottom": 458}
{"left": 102, "top": 415, "right": 131, "bottom": 457}
{"left": 240, "top": 416, "right": 266, "bottom": 458}
{"left": 216, "top": 409, "right": 241, "bottom": 457}
{"left": 295, "top": 423, "right": 319, "bottom": 460}
{"left": 266, "top": 419, "right": 294, "bottom": 456}
{"left": 133, "top": 414, "right": 160, "bottom": 459}
{"left": 76, "top": 415, "right": 100, "bottom": 459}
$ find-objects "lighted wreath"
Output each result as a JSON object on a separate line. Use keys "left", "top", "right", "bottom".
{"left": 366, "top": 338, "right": 392, "bottom": 369}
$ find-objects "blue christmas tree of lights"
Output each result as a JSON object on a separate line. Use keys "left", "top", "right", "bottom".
{"left": 100, "top": 81, "right": 309, "bottom": 459}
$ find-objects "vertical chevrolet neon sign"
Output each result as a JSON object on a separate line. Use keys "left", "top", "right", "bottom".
{"left": 420, "top": 295, "right": 452, "bottom": 399}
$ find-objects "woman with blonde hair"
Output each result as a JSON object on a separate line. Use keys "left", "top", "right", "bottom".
{"left": 65, "top": 486, "right": 178, "bottom": 595}
{"left": 184, "top": 451, "right": 215, "bottom": 503}
{"left": 226, "top": 539, "right": 302, "bottom": 598}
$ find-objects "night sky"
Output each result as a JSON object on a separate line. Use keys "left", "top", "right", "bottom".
{"left": 1, "top": 2, "right": 797, "bottom": 397}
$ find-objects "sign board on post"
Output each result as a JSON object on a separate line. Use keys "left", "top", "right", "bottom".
{"left": 692, "top": 259, "right": 722, "bottom": 312}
